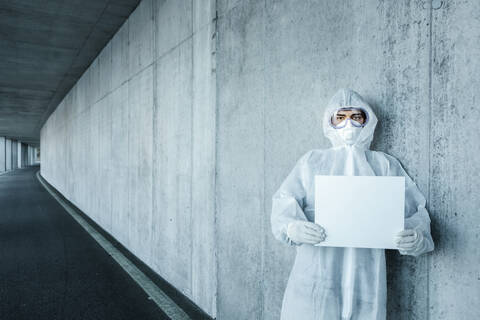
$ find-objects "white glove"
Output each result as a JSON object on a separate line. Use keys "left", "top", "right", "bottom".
{"left": 395, "top": 229, "right": 425, "bottom": 255}
{"left": 286, "top": 221, "right": 326, "bottom": 245}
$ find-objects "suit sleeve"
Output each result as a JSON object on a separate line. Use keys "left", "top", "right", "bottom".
{"left": 270, "top": 151, "right": 312, "bottom": 246}
{"left": 388, "top": 156, "right": 434, "bottom": 256}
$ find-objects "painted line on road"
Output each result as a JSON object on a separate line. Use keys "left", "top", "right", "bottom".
{"left": 36, "top": 171, "right": 191, "bottom": 320}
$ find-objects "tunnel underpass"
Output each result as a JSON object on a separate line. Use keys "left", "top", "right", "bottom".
{"left": 1, "top": 0, "right": 479, "bottom": 319}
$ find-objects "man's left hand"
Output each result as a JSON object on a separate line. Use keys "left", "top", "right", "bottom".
{"left": 395, "top": 229, "right": 424, "bottom": 255}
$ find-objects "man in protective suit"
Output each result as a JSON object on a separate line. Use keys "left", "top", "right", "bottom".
{"left": 271, "top": 88, "right": 434, "bottom": 320}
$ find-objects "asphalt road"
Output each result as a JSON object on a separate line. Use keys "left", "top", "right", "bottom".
{"left": 0, "top": 167, "right": 169, "bottom": 320}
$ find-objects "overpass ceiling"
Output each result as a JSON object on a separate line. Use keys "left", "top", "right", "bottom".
{"left": 0, "top": 0, "right": 140, "bottom": 146}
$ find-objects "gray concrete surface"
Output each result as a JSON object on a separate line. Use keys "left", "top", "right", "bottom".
{"left": 215, "top": 0, "right": 479, "bottom": 319}
{"left": 0, "top": 137, "right": 5, "bottom": 172}
{"left": 11, "top": 140, "right": 17, "bottom": 170}
{"left": 0, "top": 139, "right": 37, "bottom": 170}
{"left": 40, "top": 0, "right": 479, "bottom": 319}
{"left": 0, "top": 0, "right": 141, "bottom": 146}
{"left": 16, "top": 141, "right": 21, "bottom": 168}
{"left": 28, "top": 146, "right": 33, "bottom": 166}
{"left": 20, "top": 143, "right": 26, "bottom": 168}
{"left": 5, "top": 138, "right": 11, "bottom": 171}
{"left": 41, "top": 0, "right": 217, "bottom": 317}
{"left": 428, "top": 1, "right": 480, "bottom": 319}
{"left": 34, "top": 147, "right": 39, "bottom": 163}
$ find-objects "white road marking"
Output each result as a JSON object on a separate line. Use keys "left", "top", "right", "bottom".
{"left": 36, "top": 171, "right": 191, "bottom": 320}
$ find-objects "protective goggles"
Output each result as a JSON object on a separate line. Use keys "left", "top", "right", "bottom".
{"left": 329, "top": 107, "right": 369, "bottom": 129}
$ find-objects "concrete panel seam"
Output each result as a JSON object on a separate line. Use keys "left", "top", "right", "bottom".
{"left": 427, "top": 1, "right": 434, "bottom": 319}
{"left": 260, "top": 1, "right": 266, "bottom": 318}
{"left": 190, "top": 0, "right": 195, "bottom": 300}
{"left": 212, "top": 1, "right": 218, "bottom": 315}
{"left": 114, "top": 23, "right": 210, "bottom": 96}
{"left": 64, "top": 17, "right": 213, "bottom": 115}
{"left": 152, "top": 0, "right": 159, "bottom": 289}
{"left": 156, "top": 23, "right": 211, "bottom": 66}
{"left": 215, "top": 0, "right": 243, "bottom": 19}
{"left": 213, "top": 0, "right": 220, "bottom": 316}
{"left": 35, "top": 0, "right": 113, "bottom": 135}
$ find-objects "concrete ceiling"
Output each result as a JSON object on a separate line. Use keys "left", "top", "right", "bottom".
{"left": 0, "top": 0, "right": 140, "bottom": 146}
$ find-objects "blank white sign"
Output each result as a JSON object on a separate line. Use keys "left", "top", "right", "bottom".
{"left": 314, "top": 175, "right": 405, "bottom": 249}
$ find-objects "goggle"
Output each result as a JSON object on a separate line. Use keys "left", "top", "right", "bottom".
{"left": 329, "top": 107, "right": 369, "bottom": 129}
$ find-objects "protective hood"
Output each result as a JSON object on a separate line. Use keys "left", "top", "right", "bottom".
{"left": 323, "top": 88, "right": 378, "bottom": 150}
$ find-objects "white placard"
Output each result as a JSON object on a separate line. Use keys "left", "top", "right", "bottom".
{"left": 314, "top": 175, "right": 405, "bottom": 249}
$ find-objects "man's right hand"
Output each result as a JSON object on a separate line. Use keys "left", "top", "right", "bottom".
{"left": 286, "top": 221, "right": 326, "bottom": 245}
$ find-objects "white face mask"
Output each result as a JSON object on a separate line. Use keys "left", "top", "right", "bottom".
{"left": 335, "top": 119, "right": 363, "bottom": 145}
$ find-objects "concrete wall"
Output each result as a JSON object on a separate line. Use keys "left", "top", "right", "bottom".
{"left": 18, "top": 142, "right": 21, "bottom": 168}
{"left": 5, "top": 139, "right": 11, "bottom": 170}
{"left": 215, "top": 0, "right": 479, "bottom": 319}
{"left": 20, "top": 143, "right": 27, "bottom": 168}
{"left": 17, "top": 141, "right": 21, "bottom": 168}
{"left": 11, "top": 140, "right": 17, "bottom": 169}
{"left": 0, "top": 137, "right": 5, "bottom": 172}
{"left": 40, "top": 0, "right": 479, "bottom": 319}
{"left": 0, "top": 138, "right": 34, "bottom": 171}
{"left": 30, "top": 146, "right": 35, "bottom": 165}
{"left": 41, "top": 0, "right": 217, "bottom": 316}
{"left": 27, "top": 146, "right": 30, "bottom": 166}
{"left": 27, "top": 146, "right": 31, "bottom": 166}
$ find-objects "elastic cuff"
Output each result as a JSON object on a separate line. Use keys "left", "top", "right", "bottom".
{"left": 399, "top": 237, "right": 426, "bottom": 256}
{"left": 285, "top": 234, "right": 301, "bottom": 246}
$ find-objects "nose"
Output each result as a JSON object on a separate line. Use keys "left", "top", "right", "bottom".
{"left": 345, "top": 119, "right": 354, "bottom": 128}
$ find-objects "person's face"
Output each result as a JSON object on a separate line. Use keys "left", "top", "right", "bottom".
{"left": 331, "top": 108, "right": 366, "bottom": 127}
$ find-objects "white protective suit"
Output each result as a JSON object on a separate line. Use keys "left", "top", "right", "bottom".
{"left": 271, "top": 89, "right": 434, "bottom": 320}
